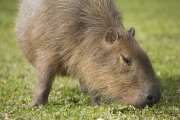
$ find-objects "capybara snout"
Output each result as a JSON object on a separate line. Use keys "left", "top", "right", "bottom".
{"left": 16, "top": 0, "right": 161, "bottom": 108}
{"left": 147, "top": 85, "right": 161, "bottom": 106}
{"left": 132, "top": 84, "right": 161, "bottom": 108}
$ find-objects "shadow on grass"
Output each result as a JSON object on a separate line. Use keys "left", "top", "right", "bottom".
{"left": 158, "top": 76, "right": 180, "bottom": 107}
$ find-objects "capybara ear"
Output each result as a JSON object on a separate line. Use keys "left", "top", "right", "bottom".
{"left": 104, "top": 27, "right": 118, "bottom": 44}
{"left": 128, "top": 27, "right": 135, "bottom": 37}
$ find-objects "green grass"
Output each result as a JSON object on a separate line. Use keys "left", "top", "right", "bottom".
{"left": 0, "top": 0, "right": 180, "bottom": 119}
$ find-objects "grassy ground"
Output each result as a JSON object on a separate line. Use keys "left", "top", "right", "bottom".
{"left": 0, "top": 0, "right": 180, "bottom": 119}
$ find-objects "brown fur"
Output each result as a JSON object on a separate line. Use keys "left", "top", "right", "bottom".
{"left": 16, "top": 0, "right": 161, "bottom": 108}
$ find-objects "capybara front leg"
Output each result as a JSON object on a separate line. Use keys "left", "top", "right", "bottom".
{"left": 91, "top": 95, "right": 101, "bottom": 106}
{"left": 29, "top": 63, "right": 56, "bottom": 107}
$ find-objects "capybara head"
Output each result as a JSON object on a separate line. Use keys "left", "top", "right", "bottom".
{"left": 76, "top": 26, "right": 161, "bottom": 108}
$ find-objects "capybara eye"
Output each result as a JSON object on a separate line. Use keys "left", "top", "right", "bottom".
{"left": 121, "top": 54, "right": 131, "bottom": 65}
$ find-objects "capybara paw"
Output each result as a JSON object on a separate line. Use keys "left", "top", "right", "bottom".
{"left": 28, "top": 101, "right": 46, "bottom": 108}
{"left": 91, "top": 96, "right": 101, "bottom": 106}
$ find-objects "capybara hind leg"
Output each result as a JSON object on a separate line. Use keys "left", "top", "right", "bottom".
{"left": 29, "top": 63, "right": 56, "bottom": 107}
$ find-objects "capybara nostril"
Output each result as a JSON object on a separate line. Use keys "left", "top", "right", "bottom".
{"left": 146, "top": 95, "right": 155, "bottom": 103}
{"left": 145, "top": 85, "right": 161, "bottom": 107}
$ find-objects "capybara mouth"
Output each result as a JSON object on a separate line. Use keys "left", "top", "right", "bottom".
{"left": 133, "top": 102, "right": 156, "bottom": 108}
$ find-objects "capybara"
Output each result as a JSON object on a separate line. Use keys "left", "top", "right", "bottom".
{"left": 16, "top": 0, "right": 161, "bottom": 108}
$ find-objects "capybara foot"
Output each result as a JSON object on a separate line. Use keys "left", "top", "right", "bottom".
{"left": 28, "top": 101, "right": 47, "bottom": 108}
